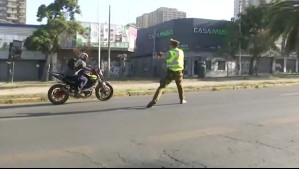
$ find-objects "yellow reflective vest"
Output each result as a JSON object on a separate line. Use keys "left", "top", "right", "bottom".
{"left": 166, "top": 48, "right": 184, "bottom": 71}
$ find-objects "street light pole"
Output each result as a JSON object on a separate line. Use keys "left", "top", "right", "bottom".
{"left": 152, "top": 28, "right": 156, "bottom": 77}
{"left": 107, "top": 5, "right": 111, "bottom": 78}
{"left": 97, "top": 0, "right": 101, "bottom": 69}
{"left": 238, "top": 24, "right": 242, "bottom": 76}
{"left": 238, "top": 0, "right": 242, "bottom": 76}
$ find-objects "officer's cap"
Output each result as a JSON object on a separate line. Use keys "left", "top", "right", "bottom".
{"left": 170, "top": 39, "right": 180, "bottom": 46}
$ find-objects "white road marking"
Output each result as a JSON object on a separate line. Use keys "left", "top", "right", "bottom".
{"left": 281, "top": 93, "right": 299, "bottom": 96}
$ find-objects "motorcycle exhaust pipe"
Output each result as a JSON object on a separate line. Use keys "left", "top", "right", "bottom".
{"left": 61, "top": 87, "right": 70, "bottom": 94}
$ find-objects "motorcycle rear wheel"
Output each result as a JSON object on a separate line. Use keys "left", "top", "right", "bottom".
{"left": 48, "top": 84, "right": 70, "bottom": 105}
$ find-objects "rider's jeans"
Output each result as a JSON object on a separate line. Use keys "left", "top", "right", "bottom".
{"left": 78, "top": 75, "right": 88, "bottom": 90}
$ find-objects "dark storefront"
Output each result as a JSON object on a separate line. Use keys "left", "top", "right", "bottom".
{"left": 130, "top": 18, "right": 233, "bottom": 77}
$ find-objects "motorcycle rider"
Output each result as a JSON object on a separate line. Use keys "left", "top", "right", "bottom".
{"left": 65, "top": 52, "right": 92, "bottom": 96}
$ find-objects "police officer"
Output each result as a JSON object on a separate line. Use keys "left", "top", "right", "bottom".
{"left": 147, "top": 39, "right": 187, "bottom": 108}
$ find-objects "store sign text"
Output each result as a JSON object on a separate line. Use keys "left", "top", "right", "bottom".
{"left": 194, "top": 28, "right": 228, "bottom": 36}
{"left": 149, "top": 29, "right": 174, "bottom": 39}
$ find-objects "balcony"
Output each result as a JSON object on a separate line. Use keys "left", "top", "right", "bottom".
{"left": 19, "top": 10, "right": 26, "bottom": 14}
{"left": 7, "top": 0, "right": 18, "bottom": 2}
{"left": 19, "top": 5, "right": 26, "bottom": 9}
{"left": 19, "top": 1, "right": 25, "bottom": 5}
{"left": 19, "top": 19, "right": 26, "bottom": 23}
{"left": 6, "top": 16, "right": 18, "bottom": 20}
{"left": 6, "top": 10, "right": 17, "bottom": 14}
{"left": 19, "top": 15, "right": 26, "bottom": 18}
{"left": 7, "top": 4, "right": 17, "bottom": 8}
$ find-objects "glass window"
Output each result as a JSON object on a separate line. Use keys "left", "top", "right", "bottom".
{"left": 218, "top": 61, "right": 226, "bottom": 71}
{"left": 206, "top": 61, "right": 212, "bottom": 70}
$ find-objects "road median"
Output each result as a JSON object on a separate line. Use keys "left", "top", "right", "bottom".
{"left": 1, "top": 79, "right": 299, "bottom": 105}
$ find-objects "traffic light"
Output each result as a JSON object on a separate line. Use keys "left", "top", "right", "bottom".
{"left": 10, "top": 40, "right": 23, "bottom": 60}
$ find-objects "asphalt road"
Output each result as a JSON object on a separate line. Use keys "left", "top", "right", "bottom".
{"left": 1, "top": 87, "right": 299, "bottom": 168}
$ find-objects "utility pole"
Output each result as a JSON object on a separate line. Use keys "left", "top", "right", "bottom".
{"left": 238, "top": 0, "right": 243, "bottom": 76}
{"left": 7, "top": 43, "right": 13, "bottom": 83}
{"left": 107, "top": 5, "right": 111, "bottom": 78}
{"left": 7, "top": 40, "right": 23, "bottom": 83}
{"left": 97, "top": 0, "right": 101, "bottom": 69}
{"left": 152, "top": 28, "right": 156, "bottom": 77}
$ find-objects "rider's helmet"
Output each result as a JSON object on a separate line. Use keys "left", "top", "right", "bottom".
{"left": 79, "top": 52, "right": 89, "bottom": 62}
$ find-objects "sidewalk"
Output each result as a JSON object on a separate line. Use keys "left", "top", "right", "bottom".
{"left": 1, "top": 78, "right": 299, "bottom": 96}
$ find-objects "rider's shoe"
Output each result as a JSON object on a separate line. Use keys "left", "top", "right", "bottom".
{"left": 75, "top": 89, "right": 84, "bottom": 97}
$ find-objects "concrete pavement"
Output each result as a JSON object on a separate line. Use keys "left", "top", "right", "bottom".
{"left": 1, "top": 87, "right": 299, "bottom": 167}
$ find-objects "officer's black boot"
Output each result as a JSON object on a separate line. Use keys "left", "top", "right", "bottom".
{"left": 147, "top": 100, "right": 157, "bottom": 108}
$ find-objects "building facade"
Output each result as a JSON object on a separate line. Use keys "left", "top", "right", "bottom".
{"left": 132, "top": 18, "right": 234, "bottom": 78}
{"left": 0, "top": 22, "right": 138, "bottom": 81}
{"left": 0, "top": 23, "right": 46, "bottom": 81}
{"left": 136, "top": 7, "right": 186, "bottom": 29}
{"left": 130, "top": 18, "right": 298, "bottom": 78}
{"left": 74, "top": 22, "right": 137, "bottom": 52}
{"left": 61, "top": 22, "right": 138, "bottom": 77}
{"left": 0, "top": 0, "right": 26, "bottom": 24}
{"left": 1, "top": 20, "right": 297, "bottom": 81}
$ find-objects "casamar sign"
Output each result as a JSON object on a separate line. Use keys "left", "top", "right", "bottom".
{"left": 149, "top": 29, "right": 174, "bottom": 39}
{"left": 193, "top": 28, "right": 228, "bottom": 36}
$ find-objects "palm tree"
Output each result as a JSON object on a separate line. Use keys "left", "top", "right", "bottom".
{"left": 268, "top": 0, "right": 299, "bottom": 57}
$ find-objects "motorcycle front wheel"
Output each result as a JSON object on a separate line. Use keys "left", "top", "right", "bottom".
{"left": 95, "top": 83, "right": 113, "bottom": 101}
{"left": 48, "top": 84, "right": 70, "bottom": 105}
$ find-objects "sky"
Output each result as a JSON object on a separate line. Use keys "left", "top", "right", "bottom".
{"left": 26, "top": 0, "right": 234, "bottom": 25}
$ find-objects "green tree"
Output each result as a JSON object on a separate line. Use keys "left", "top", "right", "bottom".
{"left": 238, "top": 1, "right": 277, "bottom": 75}
{"left": 25, "top": 0, "right": 84, "bottom": 81}
{"left": 217, "top": 21, "right": 240, "bottom": 59}
{"left": 268, "top": 0, "right": 299, "bottom": 59}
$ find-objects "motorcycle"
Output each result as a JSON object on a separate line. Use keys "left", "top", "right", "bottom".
{"left": 48, "top": 68, "right": 113, "bottom": 105}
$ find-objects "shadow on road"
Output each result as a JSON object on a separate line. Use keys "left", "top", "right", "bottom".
{"left": 0, "top": 101, "right": 178, "bottom": 110}
{"left": 0, "top": 100, "right": 106, "bottom": 110}
{"left": 0, "top": 103, "right": 178, "bottom": 120}
{"left": 0, "top": 103, "right": 55, "bottom": 110}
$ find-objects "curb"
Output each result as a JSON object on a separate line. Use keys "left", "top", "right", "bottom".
{"left": 1, "top": 81, "right": 299, "bottom": 105}
{"left": 0, "top": 83, "right": 55, "bottom": 90}
{"left": 0, "top": 97, "right": 47, "bottom": 104}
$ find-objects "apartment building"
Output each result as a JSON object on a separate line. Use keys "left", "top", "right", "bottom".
{"left": 136, "top": 7, "right": 186, "bottom": 29}
{"left": 0, "top": 0, "right": 26, "bottom": 24}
